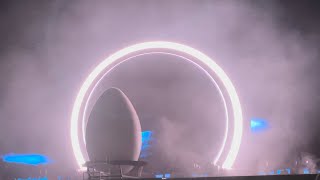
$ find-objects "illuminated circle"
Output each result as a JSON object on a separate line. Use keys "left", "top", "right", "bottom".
{"left": 70, "top": 41, "right": 243, "bottom": 170}
{"left": 82, "top": 52, "right": 229, "bottom": 163}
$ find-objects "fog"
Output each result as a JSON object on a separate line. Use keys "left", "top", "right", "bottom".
{"left": 0, "top": 0, "right": 319, "bottom": 176}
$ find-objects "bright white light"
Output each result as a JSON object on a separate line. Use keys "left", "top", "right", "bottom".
{"left": 70, "top": 41, "right": 243, "bottom": 169}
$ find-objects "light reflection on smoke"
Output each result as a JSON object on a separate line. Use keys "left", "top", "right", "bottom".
{"left": 0, "top": 0, "right": 319, "bottom": 176}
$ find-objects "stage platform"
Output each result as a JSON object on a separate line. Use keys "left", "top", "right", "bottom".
{"left": 80, "top": 174, "right": 320, "bottom": 180}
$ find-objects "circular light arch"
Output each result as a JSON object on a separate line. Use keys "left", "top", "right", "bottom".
{"left": 81, "top": 51, "right": 230, "bottom": 167}
{"left": 70, "top": 41, "right": 243, "bottom": 170}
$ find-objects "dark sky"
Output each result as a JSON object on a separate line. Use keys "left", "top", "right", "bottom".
{"left": 0, "top": 0, "right": 320, "bottom": 175}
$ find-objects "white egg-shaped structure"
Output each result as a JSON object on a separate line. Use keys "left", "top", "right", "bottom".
{"left": 85, "top": 87, "right": 142, "bottom": 173}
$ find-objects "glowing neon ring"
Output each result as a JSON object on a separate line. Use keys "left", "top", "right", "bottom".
{"left": 71, "top": 41, "right": 243, "bottom": 169}
{"left": 81, "top": 51, "right": 229, "bottom": 166}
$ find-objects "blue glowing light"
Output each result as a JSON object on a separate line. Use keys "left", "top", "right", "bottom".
{"left": 140, "top": 131, "right": 153, "bottom": 158}
{"left": 303, "top": 168, "right": 310, "bottom": 174}
{"left": 286, "top": 168, "right": 291, "bottom": 174}
{"left": 251, "top": 118, "right": 269, "bottom": 132}
{"left": 2, "top": 153, "right": 52, "bottom": 166}
{"left": 17, "top": 177, "right": 48, "bottom": 180}
{"left": 276, "top": 169, "right": 282, "bottom": 174}
{"left": 155, "top": 174, "right": 163, "bottom": 178}
{"left": 164, "top": 173, "right": 171, "bottom": 178}
{"left": 258, "top": 168, "right": 320, "bottom": 175}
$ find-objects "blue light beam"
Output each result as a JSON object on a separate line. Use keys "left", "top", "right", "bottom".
{"left": 140, "top": 131, "right": 153, "bottom": 158}
{"left": 2, "top": 153, "right": 52, "bottom": 166}
{"left": 251, "top": 118, "right": 269, "bottom": 133}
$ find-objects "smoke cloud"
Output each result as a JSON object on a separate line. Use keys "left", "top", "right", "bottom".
{"left": 0, "top": 0, "right": 319, "bottom": 176}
